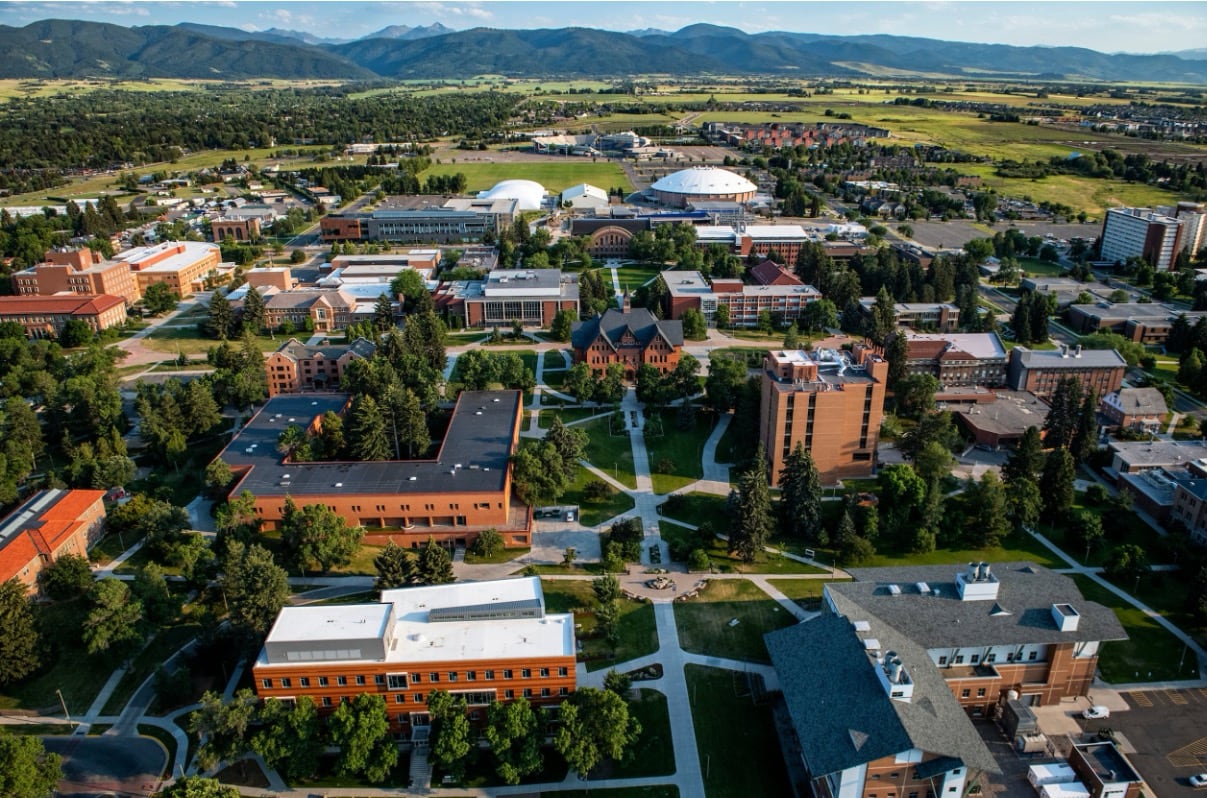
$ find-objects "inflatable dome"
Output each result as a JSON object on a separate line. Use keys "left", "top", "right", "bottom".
{"left": 649, "top": 167, "right": 757, "bottom": 207}
{"left": 477, "top": 179, "right": 547, "bottom": 211}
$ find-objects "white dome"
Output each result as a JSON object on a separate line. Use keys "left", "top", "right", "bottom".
{"left": 478, "top": 179, "right": 547, "bottom": 211}
{"left": 651, "top": 167, "right": 757, "bottom": 195}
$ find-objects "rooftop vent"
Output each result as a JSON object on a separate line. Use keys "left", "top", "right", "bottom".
{"left": 1051, "top": 603, "right": 1080, "bottom": 632}
{"left": 887, "top": 584, "right": 901, "bottom": 596}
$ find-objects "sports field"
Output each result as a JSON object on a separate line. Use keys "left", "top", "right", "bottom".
{"left": 419, "top": 161, "right": 633, "bottom": 193}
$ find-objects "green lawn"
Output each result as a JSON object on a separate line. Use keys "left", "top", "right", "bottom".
{"left": 1102, "top": 569, "right": 1207, "bottom": 650}
{"left": 103, "top": 622, "right": 202, "bottom": 714}
{"left": 590, "top": 689, "right": 674, "bottom": 780}
{"left": 540, "top": 580, "right": 658, "bottom": 670}
{"left": 580, "top": 417, "right": 638, "bottom": 489}
{"left": 685, "top": 665, "right": 792, "bottom": 798}
{"left": 659, "top": 492, "right": 728, "bottom": 530}
{"left": 659, "top": 521, "right": 825, "bottom": 575}
{"left": 1016, "top": 257, "right": 1066, "bottom": 277}
{"left": 768, "top": 578, "right": 850, "bottom": 611}
{"left": 561, "top": 464, "right": 636, "bottom": 528}
{"left": 537, "top": 408, "right": 608, "bottom": 429}
{"left": 1072, "top": 575, "right": 1201, "bottom": 683}
{"left": 844, "top": 529, "right": 1065, "bottom": 569}
{"left": 418, "top": 161, "right": 633, "bottom": 194}
{"left": 1040, "top": 497, "right": 1158, "bottom": 568}
{"left": 0, "top": 599, "right": 108, "bottom": 713}
{"left": 463, "top": 546, "right": 530, "bottom": 565}
{"left": 140, "top": 326, "right": 282, "bottom": 355}
{"left": 645, "top": 411, "right": 716, "bottom": 494}
{"left": 673, "top": 580, "right": 798, "bottom": 664}
{"left": 613, "top": 265, "right": 665, "bottom": 292}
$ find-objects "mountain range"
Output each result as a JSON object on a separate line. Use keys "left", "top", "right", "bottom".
{"left": 3, "top": 19, "right": 1207, "bottom": 83}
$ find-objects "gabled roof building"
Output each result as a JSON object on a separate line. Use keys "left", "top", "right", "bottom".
{"left": 0, "top": 489, "right": 107, "bottom": 590}
{"left": 570, "top": 307, "right": 683, "bottom": 379}
{"left": 264, "top": 337, "right": 377, "bottom": 398}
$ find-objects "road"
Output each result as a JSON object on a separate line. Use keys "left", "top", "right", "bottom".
{"left": 43, "top": 735, "right": 167, "bottom": 798}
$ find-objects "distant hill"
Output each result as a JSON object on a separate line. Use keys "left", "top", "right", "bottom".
{"left": 359, "top": 23, "right": 455, "bottom": 41}
{"left": 3, "top": 19, "right": 1207, "bottom": 83}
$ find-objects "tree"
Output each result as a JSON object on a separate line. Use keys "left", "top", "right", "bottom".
{"left": 416, "top": 537, "right": 454, "bottom": 585}
{"left": 485, "top": 698, "right": 543, "bottom": 785}
{"left": 189, "top": 688, "right": 258, "bottom": 771}
{"left": 84, "top": 577, "right": 144, "bottom": 656}
{"left": 604, "top": 669, "right": 633, "bottom": 696}
{"left": 390, "top": 268, "right": 427, "bottom": 313}
{"left": 835, "top": 508, "right": 875, "bottom": 566}
{"left": 729, "top": 445, "right": 773, "bottom": 563}
{"left": 0, "top": 730, "right": 62, "bottom": 798}
{"left": 550, "top": 309, "right": 577, "bottom": 342}
{"left": 250, "top": 697, "right": 322, "bottom": 782}
{"left": 133, "top": 562, "right": 181, "bottom": 625}
{"left": 1043, "top": 376, "right": 1083, "bottom": 450}
{"left": 38, "top": 552, "right": 93, "bottom": 600}
{"left": 374, "top": 540, "right": 416, "bottom": 592}
{"left": 704, "top": 355, "right": 746, "bottom": 412}
{"left": 471, "top": 528, "right": 504, "bottom": 558}
{"left": 893, "top": 373, "right": 939, "bottom": 418}
{"left": 58, "top": 318, "right": 93, "bottom": 347}
{"left": 869, "top": 286, "right": 897, "bottom": 343}
{"left": 280, "top": 497, "right": 363, "bottom": 573}
{"left": 802, "top": 298, "right": 838, "bottom": 333}
{"left": 0, "top": 579, "right": 39, "bottom": 687}
{"left": 142, "top": 283, "right": 180, "bottom": 315}
{"left": 427, "top": 690, "right": 472, "bottom": 781}
{"left": 546, "top": 416, "right": 589, "bottom": 467}
{"left": 562, "top": 362, "right": 596, "bottom": 404}
{"left": 884, "top": 331, "right": 909, "bottom": 390}
{"left": 1071, "top": 388, "right": 1099, "bottom": 464}
{"left": 877, "top": 463, "right": 927, "bottom": 544}
{"left": 593, "top": 574, "right": 620, "bottom": 606}
{"left": 154, "top": 776, "right": 239, "bottom": 798}
{"left": 714, "top": 303, "right": 730, "bottom": 329}
{"left": 1002, "top": 426, "right": 1044, "bottom": 485}
{"left": 553, "top": 687, "right": 642, "bottom": 780}
{"left": 1104, "top": 543, "right": 1150, "bottom": 584}
{"left": 1006, "top": 476, "right": 1042, "bottom": 533}
{"left": 1070, "top": 510, "right": 1105, "bottom": 560}
{"left": 349, "top": 395, "right": 391, "bottom": 461}
{"left": 241, "top": 286, "right": 265, "bottom": 334}
{"left": 681, "top": 308, "right": 707, "bottom": 340}
{"left": 778, "top": 443, "right": 822, "bottom": 543}
{"left": 208, "top": 291, "right": 236, "bottom": 339}
{"left": 221, "top": 541, "right": 289, "bottom": 640}
{"left": 965, "top": 471, "right": 1010, "bottom": 548}
{"left": 373, "top": 293, "right": 396, "bottom": 332}
{"left": 1041, "top": 449, "right": 1076, "bottom": 521}
{"left": 511, "top": 441, "right": 570, "bottom": 505}
{"left": 327, "top": 693, "right": 398, "bottom": 783}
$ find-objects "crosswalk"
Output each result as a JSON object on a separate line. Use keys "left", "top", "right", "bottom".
{"left": 1167, "top": 737, "right": 1207, "bottom": 769}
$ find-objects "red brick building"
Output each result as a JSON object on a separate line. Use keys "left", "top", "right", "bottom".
{"left": 264, "top": 337, "right": 377, "bottom": 397}
{"left": 12, "top": 249, "right": 141, "bottom": 306}
{"left": 254, "top": 577, "right": 576, "bottom": 738}
{"left": 0, "top": 489, "right": 107, "bottom": 591}
{"left": 570, "top": 307, "right": 683, "bottom": 379}
{"left": 0, "top": 294, "right": 128, "bottom": 339}
{"left": 1006, "top": 345, "right": 1126, "bottom": 399}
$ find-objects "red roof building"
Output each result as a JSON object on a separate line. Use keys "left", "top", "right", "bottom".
{"left": 0, "top": 489, "right": 107, "bottom": 590}
{"left": 0, "top": 294, "right": 127, "bottom": 339}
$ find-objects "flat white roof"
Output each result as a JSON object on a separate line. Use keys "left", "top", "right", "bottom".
{"left": 115, "top": 241, "right": 217, "bottom": 273}
{"left": 742, "top": 224, "right": 810, "bottom": 239}
{"left": 260, "top": 576, "right": 574, "bottom": 666}
{"left": 663, "top": 271, "right": 712, "bottom": 296}
{"left": 907, "top": 333, "right": 1006, "bottom": 360}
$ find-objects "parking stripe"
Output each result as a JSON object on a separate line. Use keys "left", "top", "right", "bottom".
{"left": 1130, "top": 691, "right": 1154, "bottom": 708}
{"left": 1168, "top": 690, "right": 1190, "bottom": 705}
{"left": 1168, "top": 737, "right": 1207, "bottom": 768}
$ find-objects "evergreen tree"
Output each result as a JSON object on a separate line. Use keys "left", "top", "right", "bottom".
{"left": 1043, "top": 377, "right": 1083, "bottom": 450}
{"left": 966, "top": 471, "right": 1010, "bottom": 548}
{"left": 417, "top": 537, "right": 454, "bottom": 585}
{"left": 373, "top": 293, "right": 395, "bottom": 332}
{"left": 0, "top": 579, "right": 39, "bottom": 687}
{"left": 384, "top": 385, "right": 429, "bottom": 459}
{"left": 729, "top": 444, "right": 773, "bottom": 563}
{"left": 374, "top": 541, "right": 416, "bottom": 592}
{"left": 884, "top": 331, "right": 909, "bottom": 390}
{"left": 1041, "top": 448, "right": 1076, "bottom": 520}
{"left": 1071, "top": 388, "right": 1099, "bottom": 464}
{"left": 349, "top": 395, "right": 391, "bottom": 461}
{"left": 778, "top": 443, "right": 822, "bottom": 543}
{"left": 208, "top": 291, "right": 235, "bottom": 339}
{"left": 1002, "top": 426, "right": 1044, "bottom": 485}
{"left": 1010, "top": 295, "right": 1032, "bottom": 345}
{"left": 1029, "top": 291, "right": 1049, "bottom": 344}
{"left": 835, "top": 508, "right": 874, "bottom": 566}
{"left": 869, "top": 286, "right": 897, "bottom": 343}
{"left": 1167, "top": 313, "right": 1193, "bottom": 354}
{"left": 241, "top": 287, "right": 265, "bottom": 334}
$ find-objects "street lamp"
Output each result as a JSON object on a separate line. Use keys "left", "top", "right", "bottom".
{"left": 56, "top": 688, "right": 71, "bottom": 724}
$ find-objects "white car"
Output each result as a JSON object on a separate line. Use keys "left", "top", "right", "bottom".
{"left": 1189, "top": 774, "right": 1207, "bottom": 788}
{"left": 1082, "top": 705, "right": 1110, "bottom": 720}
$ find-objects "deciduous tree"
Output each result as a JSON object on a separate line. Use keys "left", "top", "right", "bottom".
{"left": 0, "top": 579, "right": 39, "bottom": 687}
{"left": 251, "top": 697, "right": 322, "bottom": 782}
{"left": 327, "top": 693, "right": 398, "bottom": 783}
{"left": 83, "top": 577, "right": 144, "bottom": 656}
{"left": 221, "top": 541, "right": 288, "bottom": 640}
{"left": 553, "top": 687, "right": 642, "bottom": 780}
{"left": 427, "top": 690, "right": 471, "bottom": 781}
{"left": 0, "top": 730, "right": 62, "bottom": 798}
{"left": 154, "top": 776, "right": 239, "bottom": 798}
{"left": 280, "top": 497, "right": 363, "bottom": 573}
{"left": 485, "top": 697, "right": 543, "bottom": 785}
{"left": 38, "top": 552, "right": 93, "bottom": 600}
{"left": 189, "top": 688, "right": 258, "bottom": 771}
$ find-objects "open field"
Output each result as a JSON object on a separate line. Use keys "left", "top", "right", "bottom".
{"left": 419, "top": 161, "right": 632, "bottom": 193}
{"left": 0, "top": 78, "right": 346, "bottom": 99}
{"left": 673, "top": 579, "right": 797, "bottom": 663}
{"left": 958, "top": 163, "right": 1176, "bottom": 219}
{"left": 140, "top": 326, "right": 283, "bottom": 355}
{"left": 540, "top": 580, "right": 658, "bottom": 670}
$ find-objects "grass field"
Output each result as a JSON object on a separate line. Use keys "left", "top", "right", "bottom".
{"left": 659, "top": 521, "right": 825, "bottom": 575}
{"left": 852, "top": 530, "right": 1065, "bottom": 569}
{"left": 1071, "top": 575, "right": 1201, "bottom": 683}
{"left": 957, "top": 164, "right": 1176, "bottom": 219}
{"left": 673, "top": 579, "right": 797, "bottom": 663}
{"left": 768, "top": 578, "right": 850, "bottom": 609}
{"left": 140, "top": 326, "right": 283, "bottom": 355}
{"left": 685, "top": 665, "right": 792, "bottom": 798}
{"left": 562, "top": 464, "right": 636, "bottom": 528}
{"left": 580, "top": 417, "right": 638, "bottom": 489}
{"left": 659, "top": 492, "right": 728, "bottom": 530}
{"left": 419, "top": 161, "right": 633, "bottom": 194}
{"left": 540, "top": 580, "right": 658, "bottom": 670}
{"left": 644, "top": 412, "right": 715, "bottom": 494}
{"left": 537, "top": 408, "right": 609, "bottom": 429}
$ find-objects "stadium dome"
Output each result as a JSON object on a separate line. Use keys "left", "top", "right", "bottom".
{"left": 649, "top": 167, "right": 758, "bottom": 208}
{"left": 477, "top": 179, "right": 547, "bottom": 211}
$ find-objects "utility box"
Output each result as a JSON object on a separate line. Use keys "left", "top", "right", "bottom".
{"left": 1002, "top": 697, "right": 1039, "bottom": 739}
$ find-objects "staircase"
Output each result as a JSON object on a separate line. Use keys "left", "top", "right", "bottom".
{"left": 409, "top": 727, "right": 432, "bottom": 792}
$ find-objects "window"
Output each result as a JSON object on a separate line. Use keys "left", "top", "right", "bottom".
{"left": 411, "top": 673, "right": 421, "bottom": 683}
{"left": 374, "top": 675, "right": 385, "bottom": 686}
{"left": 540, "top": 668, "right": 549, "bottom": 678}
{"left": 395, "top": 695, "right": 404, "bottom": 704}
{"left": 280, "top": 678, "right": 292, "bottom": 688}
{"left": 505, "top": 689, "right": 515, "bottom": 699}
{"left": 485, "top": 670, "right": 495, "bottom": 680}
{"left": 970, "top": 654, "right": 980, "bottom": 664}
{"left": 523, "top": 688, "right": 532, "bottom": 698}
{"left": 976, "top": 688, "right": 986, "bottom": 697}
{"left": 322, "top": 697, "right": 332, "bottom": 707}
{"left": 938, "top": 656, "right": 948, "bottom": 666}
{"left": 299, "top": 677, "right": 310, "bottom": 687}
{"left": 337, "top": 676, "right": 347, "bottom": 686}
{"left": 522, "top": 669, "right": 532, "bottom": 678}
{"left": 430, "top": 673, "right": 440, "bottom": 683}
{"left": 448, "top": 672, "right": 459, "bottom": 682}
{"left": 986, "top": 653, "right": 996, "bottom": 663}
{"left": 387, "top": 674, "right": 408, "bottom": 690}
{"left": 559, "top": 687, "right": 568, "bottom": 696}
{"left": 318, "top": 677, "right": 329, "bottom": 687}
{"left": 541, "top": 688, "right": 550, "bottom": 697}
{"left": 466, "top": 671, "right": 477, "bottom": 681}
{"left": 262, "top": 679, "right": 273, "bottom": 689}
{"left": 961, "top": 689, "right": 970, "bottom": 698}
{"left": 503, "top": 669, "right": 513, "bottom": 680}
{"left": 558, "top": 667, "right": 568, "bottom": 677}
{"left": 1028, "top": 651, "right": 1038, "bottom": 661}
{"left": 414, "top": 694, "right": 423, "bottom": 703}
{"left": 954, "top": 655, "right": 964, "bottom": 664}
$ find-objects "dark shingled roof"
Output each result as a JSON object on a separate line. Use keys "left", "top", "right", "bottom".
{"left": 831, "top": 563, "right": 1127, "bottom": 649}
{"left": 766, "top": 614, "right": 998, "bottom": 779}
{"left": 570, "top": 308, "right": 684, "bottom": 351}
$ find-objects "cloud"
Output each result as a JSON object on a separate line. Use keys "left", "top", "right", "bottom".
{"left": 412, "top": 2, "right": 493, "bottom": 21}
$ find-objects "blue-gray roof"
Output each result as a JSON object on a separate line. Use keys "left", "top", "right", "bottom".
{"left": 570, "top": 308, "right": 684, "bottom": 352}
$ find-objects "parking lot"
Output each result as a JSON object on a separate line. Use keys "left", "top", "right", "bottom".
{"left": 1080, "top": 688, "right": 1207, "bottom": 797}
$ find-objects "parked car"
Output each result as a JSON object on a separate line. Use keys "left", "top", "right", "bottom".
{"left": 1082, "top": 705, "right": 1110, "bottom": 719}
{"left": 1189, "top": 774, "right": 1207, "bottom": 788}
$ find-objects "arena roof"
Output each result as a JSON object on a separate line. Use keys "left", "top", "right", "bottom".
{"left": 650, "top": 167, "right": 757, "bottom": 196}
{"left": 478, "top": 179, "right": 547, "bottom": 211}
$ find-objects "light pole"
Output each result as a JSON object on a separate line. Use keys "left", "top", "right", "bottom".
{"left": 56, "top": 688, "right": 71, "bottom": 724}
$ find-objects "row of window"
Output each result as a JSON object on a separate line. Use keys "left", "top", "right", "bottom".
{"left": 937, "top": 650, "right": 1038, "bottom": 666}
{"left": 283, "top": 686, "right": 570, "bottom": 709}
{"left": 262, "top": 666, "right": 570, "bottom": 691}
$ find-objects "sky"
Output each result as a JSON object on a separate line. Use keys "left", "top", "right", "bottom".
{"left": 1, "top": 1, "right": 1204, "bottom": 54}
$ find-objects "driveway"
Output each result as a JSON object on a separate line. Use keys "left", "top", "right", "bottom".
{"left": 43, "top": 735, "right": 167, "bottom": 798}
